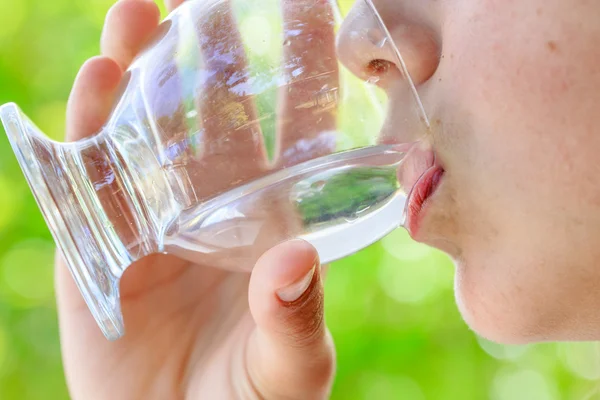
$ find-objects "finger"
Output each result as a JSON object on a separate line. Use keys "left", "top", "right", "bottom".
{"left": 190, "top": 1, "right": 267, "bottom": 198}
{"left": 165, "top": 0, "right": 185, "bottom": 13}
{"left": 60, "top": 55, "right": 124, "bottom": 311}
{"left": 101, "top": 0, "right": 161, "bottom": 70}
{"left": 247, "top": 240, "right": 335, "bottom": 399}
{"left": 275, "top": 0, "right": 339, "bottom": 167}
{"left": 66, "top": 56, "right": 123, "bottom": 141}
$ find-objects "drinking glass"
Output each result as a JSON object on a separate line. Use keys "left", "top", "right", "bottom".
{"left": 0, "top": 0, "right": 430, "bottom": 339}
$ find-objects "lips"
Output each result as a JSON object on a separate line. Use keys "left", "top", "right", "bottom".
{"left": 395, "top": 142, "right": 444, "bottom": 237}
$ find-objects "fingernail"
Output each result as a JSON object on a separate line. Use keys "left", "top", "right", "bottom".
{"left": 277, "top": 264, "right": 316, "bottom": 303}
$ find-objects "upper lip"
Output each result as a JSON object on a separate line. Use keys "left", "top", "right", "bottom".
{"left": 394, "top": 141, "right": 445, "bottom": 235}
{"left": 396, "top": 141, "right": 437, "bottom": 191}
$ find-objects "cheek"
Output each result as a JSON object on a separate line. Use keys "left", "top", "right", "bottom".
{"left": 431, "top": 0, "right": 600, "bottom": 242}
{"left": 440, "top": 1, "right": 599, "bottom": 143}
{"left": 428, "top": 1, "right": 600, "bottom": 342}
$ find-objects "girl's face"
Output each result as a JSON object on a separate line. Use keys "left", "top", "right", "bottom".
{"left": 339, "top": 0, "right": 600, "bottom": 343}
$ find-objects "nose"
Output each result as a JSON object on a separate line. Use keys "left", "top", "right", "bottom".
{"left": 337, "top": 1, "right": 440, "bottom": 89}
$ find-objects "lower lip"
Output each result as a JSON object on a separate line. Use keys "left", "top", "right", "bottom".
{"left": 404, "top": 166, "right": 444, "bottom": 237}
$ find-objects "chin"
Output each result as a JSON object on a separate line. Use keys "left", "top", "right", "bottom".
{"left": 451, "top": 258, "right": 575, "bottom": 345}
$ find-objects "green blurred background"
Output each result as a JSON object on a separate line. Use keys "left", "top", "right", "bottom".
{"left": 0, "top": 0, "right": 599, "bottom": 399}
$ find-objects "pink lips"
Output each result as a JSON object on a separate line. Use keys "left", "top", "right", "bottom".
{"left": 394, "top": 142, "right": 444, "bottom": 237}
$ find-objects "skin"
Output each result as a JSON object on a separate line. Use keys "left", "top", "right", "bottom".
{"left": 59, "top": 1, "right": 334, "bottom": 399}
{"left": 353, "top": 0, "right": 600, "bottom": 344}
{"left": 57, "top": 0, "right": 600, "bottom": 398}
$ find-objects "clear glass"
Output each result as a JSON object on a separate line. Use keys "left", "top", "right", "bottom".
{"left": 0, "top": 0, "right": 430, "bottom": 340}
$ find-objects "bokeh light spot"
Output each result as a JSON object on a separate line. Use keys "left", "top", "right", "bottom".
{"left": 0, "top": 175, "right": 20, "bottom": 232}
{"left": 381, "top": 229, "right": 432, "bottom": 261}
{"left": 16, "top": 309, "right": 61, "bottom": 360}
{"left": 0, "top": 1, "right": 27, "bottom": 44}
{"left": 359, "top": 372, "right": 425, "bottom": 400}
{"left": 378, "top": 253, "right": 442, "bottom": 304}
{"left": 558, "top": 342, "right": 600, "bottom": 380}
{"left": 477, "top": 336, "right": 530, "bottom": 361}
{"left": 325, "top": 252, "right": 375, "bottom": 332}
{"left": 491, "top": 368, "right": 557, "bottom": 400}
{"left": 1, "top": 239, "right": 56, "bottom": 307}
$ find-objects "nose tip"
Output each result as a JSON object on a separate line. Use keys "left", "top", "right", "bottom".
{"left": 337, "top": 3, "right": 440, "bottom": 88}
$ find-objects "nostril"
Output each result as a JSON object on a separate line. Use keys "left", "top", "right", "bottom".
{"left": 364, "top": 59, "right": 399, "bottom": 87}
{"left": 336, "top": 3, "right": 441, "bottom": 88}
{"left": 367, "top": 59, "right": 393, "bottom": 76}
{"left": 362, "top": 57, "right": 405, "bottom": 89}
{"left": 356, "top": 26, "right": 439, "bottom": 89}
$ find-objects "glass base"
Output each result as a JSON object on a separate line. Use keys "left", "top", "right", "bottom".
{"left": 0, "top": 103, "right": 126, "bottom": 340}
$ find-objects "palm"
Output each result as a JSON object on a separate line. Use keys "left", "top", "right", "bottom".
{"left": 56, "top": 0, "right": 337, "bottom": 398}
{"left": 59, "top": 252, "right": 251, "bottom": 397}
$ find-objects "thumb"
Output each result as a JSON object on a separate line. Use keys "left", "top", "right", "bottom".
{"left": 246, "top": 240, "right": 335, "bottom": 400}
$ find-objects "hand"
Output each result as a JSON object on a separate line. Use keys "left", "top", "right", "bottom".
{"left": 56, "top": 1, "right": 335, "bottom": 398}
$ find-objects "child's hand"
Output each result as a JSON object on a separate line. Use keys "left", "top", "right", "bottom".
{"left": 56, "top": 1, "right": 335, "bottom": 398}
